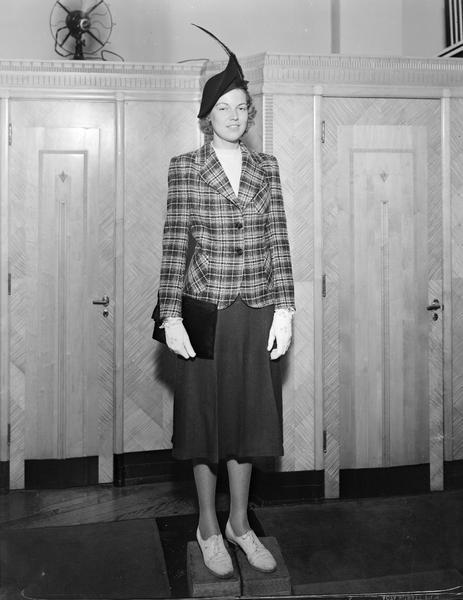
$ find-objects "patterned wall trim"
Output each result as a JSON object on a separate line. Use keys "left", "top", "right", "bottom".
{"left": 260, "top": 54, "right": 463, "bottom": 89}
{"left": 0, "top": 60, "right": 202, "bottom": 93}
{"left": 262, "top": 94, "right": 274, "bottom": 155}
{"left": 2, "top": 55, "right": 463, "bottom": 96}
{"left": 195, "top": 53, "right": 463, "bottom": 95}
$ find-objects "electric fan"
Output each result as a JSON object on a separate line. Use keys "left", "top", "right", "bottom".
{"left": 50, "top": 0, "right": 116, "bottom": 60}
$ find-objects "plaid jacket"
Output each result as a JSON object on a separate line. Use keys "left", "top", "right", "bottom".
{"left": 159, "top": 142, "right": 295, "bottom": 319}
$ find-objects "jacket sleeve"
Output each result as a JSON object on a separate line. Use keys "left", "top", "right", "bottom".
{"left": 158, "top": 156, "right": 189, "bottom": 319}
{"left": 267, "top": 155, "right": 296, "bottom": 311}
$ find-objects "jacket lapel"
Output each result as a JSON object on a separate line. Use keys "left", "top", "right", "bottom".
{"left": 198, "top": 143, "right": 238, "bottom": 206}
{"left": 239, "top": 145, "right": 268, "bottom": 209}
{"left": 197, "top": 142, "right": 268, "bottom": 210}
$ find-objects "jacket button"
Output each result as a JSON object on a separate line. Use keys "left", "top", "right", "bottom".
{"left": 235, "top": 222, "right": 243, "bottom": 229}
{"left": 235, "top": 247, "right": 243, "bottom": 255}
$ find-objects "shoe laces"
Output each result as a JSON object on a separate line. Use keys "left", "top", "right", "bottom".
{"left": 242, "top": 530, "right": 263, "bottom": 554}
{"left": 206, "top": 534, "right": 227, "bottom": 558}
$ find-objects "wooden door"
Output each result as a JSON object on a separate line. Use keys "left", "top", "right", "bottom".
{"left": 9, "top": 105, "right": 115, "bottom": 489}
{"left": 322, "top": 98, "right": 443, "bottom": 496}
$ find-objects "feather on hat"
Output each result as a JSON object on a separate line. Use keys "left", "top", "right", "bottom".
{"left": 193, "top": 24, "right": 248, "bottom": 119}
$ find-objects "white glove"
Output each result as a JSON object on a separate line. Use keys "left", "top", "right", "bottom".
{"left": 267, "top": 309, "right": 293, "bottom": 360}
{"left": 164, "top": 319, "right": 196, "bottom": 359}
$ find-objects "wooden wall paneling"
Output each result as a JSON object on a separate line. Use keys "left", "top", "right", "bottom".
{"left": 92, "top": 103, "right": 117, "bottom": 484}
{"left": 271, "top": 94, "right": 316, "bottom": 472}
{"left": 114, "top": 95, "right": 125, "bottom": 459}
{"left": 9, "top": 118, "right": 33, "bottom": 489}
{"left": 0, "top": 56, "right": 461, "bottom": 490}
{"left": 123, "top": 100, "right": 199, "bottom": 453}
{"left": 441, "top": 95, "right": 453, "bottom": 463}
{"left": 313, "top": 95, "right": 325, "bottom": 473}
{"left": 426, "top": 102, "right": 445, "bottom": 491}
{"left": 321, "top": 98, "right": 341, "bottom": 498}
{"left": 429, "top": 269, "right": 445, "bottom": 491}
{"left": 450, "top": 98, "right": 463, "bottom": 460}
{"left": 0, "top": 96, "right": 9, "bottom": 469}
{"left": 244, "top": 92, "right": 263, "bottom": 153}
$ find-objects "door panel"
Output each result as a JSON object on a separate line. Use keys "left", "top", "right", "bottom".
{"left": 339, "top": 129, "right": 429, "bottom": 469}
{"left": 322, "top": 98, "right": 443, "bottom": 496}
{"left": 9, "top": 115, "right": 114, "bottom": 488}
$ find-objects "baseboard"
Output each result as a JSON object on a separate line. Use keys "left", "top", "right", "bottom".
{"left": 0, "top": 460, "right": 9, "bottom": 493}
{"left": 112, "top": 451, "right": 457, "bottom": 502}
{"left": 340, "top": 463, "right": 430, "bottom": 498}
{"left": 25, "top": 456, "right": 98, "bottom": 489}
{"left": 113, "top": 449, "right": 192, "bottom": 486}
{"left": 16, "top": 453, "right": 463, "bottom": 493}
{"left": 250, "top": 465, "right": 324, "bottom": 505}
{"left": 113, "top": 450, "right": 325, "bottom": 504}
{"left": 444, "top": 459, "right": 463, "bottom": 490}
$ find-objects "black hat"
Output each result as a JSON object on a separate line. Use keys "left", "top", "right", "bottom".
{"left": 193, "top": 24, "right": 248, "bottom": 119}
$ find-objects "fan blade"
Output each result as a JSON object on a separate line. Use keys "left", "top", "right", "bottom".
{"left": 54, "top": 28, "right": 72, "bottom": 56}
{"left": 87, "top": 0, "right": 105, "bottom": 15}
{"left": 91, "top": 19, "right": 112, "bottom": 30}
{"left": 57, "top": 1, "right": 70, "bottom": 14}
{"left": 59, "top": 30, "right": 72, "bottom": 47}
{"left": 86, "top": 30, "right": 105, "bottom": 47}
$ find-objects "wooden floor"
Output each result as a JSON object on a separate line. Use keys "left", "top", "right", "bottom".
{"left": 0, "top": 480, "right": 223, "bottom": 530}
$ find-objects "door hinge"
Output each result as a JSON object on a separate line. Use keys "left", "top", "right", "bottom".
{"left": 8, "top": 123, "right": 12, "bottom": 146}
{"left": 322, "top": 273, "right": 327, "bottom": 298}
{"left": 8, "top": 273, "right": 11, "bottom": 296}
{"left": 323, "top": 429, "right": 327, "bottom": 453}
{"left": 7, "top": 423, "right": 11, "bottom": 446}
{"left": 321, "top": 120, "right": 326, "bottom": 144}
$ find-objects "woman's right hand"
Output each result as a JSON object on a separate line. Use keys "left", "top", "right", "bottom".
{"left": 164, "top": 320, "right": 196, "bottom": 359}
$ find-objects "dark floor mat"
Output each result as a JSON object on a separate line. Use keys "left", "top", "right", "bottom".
{"left": 254, "top": 491, "right": 463, "bottom": 593}
{"left": 293, "top": 569, "right": 463, "bottom": 595}
{"left": 155, "top": 510, "right": 263, "bottom": 598}
{"left": 0, "top": 518, "right": 170, "bottom": 599}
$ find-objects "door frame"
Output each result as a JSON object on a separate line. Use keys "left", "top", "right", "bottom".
{"left": 3, "top": 98, "right": 120, "bottom": 490}
{"left": 315, "top": 94, "right": 450, "bottom": 498}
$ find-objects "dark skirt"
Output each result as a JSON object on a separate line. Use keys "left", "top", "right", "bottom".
{"left": 172, "top": 296, "right": 283, "bottom": 462}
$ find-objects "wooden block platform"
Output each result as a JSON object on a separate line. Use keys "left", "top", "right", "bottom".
{"left": 231, "top": 536, "right": 291, "bottom": 597}
{"left": 187, "top": 540, "right": 241, "bottom": 598}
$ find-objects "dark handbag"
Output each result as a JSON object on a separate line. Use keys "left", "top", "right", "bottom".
{"left": 152, "top": 294, "right": 218, "bottom": 359}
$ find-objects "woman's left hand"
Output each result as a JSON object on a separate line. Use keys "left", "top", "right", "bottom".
{"left": 267, "top": 310, "right": 293, "bottom": 360}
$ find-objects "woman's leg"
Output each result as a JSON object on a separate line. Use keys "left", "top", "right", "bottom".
{"left": 193, "top": 461, "right": 220, "bottom": 538}
{"left": 226, "top": 458, "right": 277, "bottom": 573}
{"left": 227, "top": 458, "right": 252, "bottom": 535}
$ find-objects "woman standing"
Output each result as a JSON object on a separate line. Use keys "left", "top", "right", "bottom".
{"left": 157, "top": 26, "right": 295, "bottom": 579}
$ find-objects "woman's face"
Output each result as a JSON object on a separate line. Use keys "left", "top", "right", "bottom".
{"left": 209, "top": 87, "right": 248, "bottom": 148}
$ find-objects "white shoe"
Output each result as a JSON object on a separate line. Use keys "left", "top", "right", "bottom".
{"left": 225, "top": 521, "right": 277, "bottom": 573}
{"left": 196, "top": 527, "right": 234, "bottom": 579}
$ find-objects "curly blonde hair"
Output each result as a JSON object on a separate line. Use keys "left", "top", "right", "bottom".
{"left": 199, "top": 87, "right": 257, "bottom": 136}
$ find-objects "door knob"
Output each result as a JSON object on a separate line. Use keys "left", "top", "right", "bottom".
{"left": 92, "top": 295, "right": 110, "bottom": 307}
{"left": 426, "top": 299, "right": 441, "bottom": 311}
